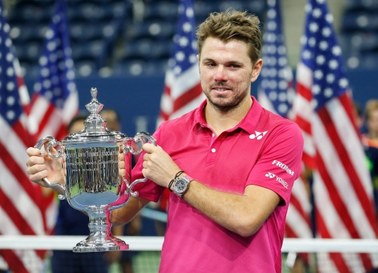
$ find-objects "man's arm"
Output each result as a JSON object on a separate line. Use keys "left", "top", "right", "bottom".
{"left": 140, "top": 143, "right": 281, "bottom": 237}
{"left": 182, "top": 182, "right": 280, "bottom": 237}
{"left": 111, "top": 196, "right": 149, "bottom": 225}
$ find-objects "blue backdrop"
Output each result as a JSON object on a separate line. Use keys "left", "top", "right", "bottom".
{"left": 25, "top": 67, "right": 378, "bottom": 137}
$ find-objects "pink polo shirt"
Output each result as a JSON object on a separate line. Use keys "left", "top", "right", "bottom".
{"left": 133, "top": 97, "right": 303, "bottom": 273}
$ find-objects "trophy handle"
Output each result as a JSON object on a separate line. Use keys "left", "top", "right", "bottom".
{"left": 34, "top": 136, "right": 66, "bottom": 199}
{"left": 123, "top": 132, "right": 156, "bottom": 196}
{"left": 124, "top": 132, "right": 156, "bottom": 155}
{"left": 127, "top": 178, "right": 147, "bottom": 197}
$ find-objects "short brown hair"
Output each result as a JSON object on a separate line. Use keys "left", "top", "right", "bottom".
{"left": 196, "top": 9, "right": 262, "bottom": 64}
{"left": 364, "top": 99, "right": 378, "bottom": 121}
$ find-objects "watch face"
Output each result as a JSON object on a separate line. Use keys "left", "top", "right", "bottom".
{"left": 173, "top": 176, "right": 191, "bottom": 196}
{"left": 175, "top": 178, "right": 187, "bottom": 193}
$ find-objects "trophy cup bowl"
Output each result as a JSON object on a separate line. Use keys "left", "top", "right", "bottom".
{"left": 34, "top": 88, "right": 155, "bottom": 252}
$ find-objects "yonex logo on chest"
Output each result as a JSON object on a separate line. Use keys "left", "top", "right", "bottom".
{"left": 249, "top": 130, "right": 268, "bottom": 140}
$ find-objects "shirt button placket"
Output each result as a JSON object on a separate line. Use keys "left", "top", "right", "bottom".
{"left": 207, "top": 133, "right": 219, "bottom": 163}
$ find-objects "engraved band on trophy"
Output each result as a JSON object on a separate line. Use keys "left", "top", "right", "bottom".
{"left": 34, "top": 87, "right": 155, "bottom": 252}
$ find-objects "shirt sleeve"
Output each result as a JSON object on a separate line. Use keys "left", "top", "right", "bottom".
{"left": 247, "top": 121, "right": 304, "bottom": 205}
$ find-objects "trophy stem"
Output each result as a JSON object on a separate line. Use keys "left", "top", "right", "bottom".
{"left": 72, "top": 207, "right": 129, "bottom": 253}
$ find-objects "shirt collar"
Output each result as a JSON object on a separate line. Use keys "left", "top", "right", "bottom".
{"left": 193, "top": 96, "right": 263, "bottom": 134}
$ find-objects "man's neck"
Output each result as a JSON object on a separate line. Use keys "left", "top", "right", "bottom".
{"left": 205, "top": 97, "right": 252, "bottom": 136}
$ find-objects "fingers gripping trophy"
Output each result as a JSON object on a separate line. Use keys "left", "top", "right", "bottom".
{"left": 34, "top": 87, "right": 155, "bottom": 252}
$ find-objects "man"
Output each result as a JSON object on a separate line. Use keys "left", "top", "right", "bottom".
{"left": 26, "top": 10, "right": 303, "bottom": 273}
{"left": 362, "top": 100, "right": 378, "bottom": 225}
{"left": 363, "top": 99, "right": 378, "bottom": 147}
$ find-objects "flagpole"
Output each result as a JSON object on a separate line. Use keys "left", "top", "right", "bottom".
{"left": 307, "top": 168, "right": 319, "bottom": 273}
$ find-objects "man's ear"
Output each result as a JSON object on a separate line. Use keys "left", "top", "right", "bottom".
{"left": 251, "top": 59, "right": 263, "bottom": 81}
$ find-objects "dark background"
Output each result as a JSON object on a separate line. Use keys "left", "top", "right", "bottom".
{"left": 8, "top": 0, "right": 378, "bottom": 136}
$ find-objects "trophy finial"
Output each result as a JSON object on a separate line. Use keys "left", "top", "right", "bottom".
{"left": 83, "top": 87, "right": 106, "bottom": 133}
{"left": 86, "top": 87, "right": 103, "bottom": 115}
{"left": 91, "top": 87, "right": 97, "bottom": 100}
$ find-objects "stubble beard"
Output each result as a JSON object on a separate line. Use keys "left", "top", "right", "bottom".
{"left": 205, "top": 91, "right": 246, "bottom": 113}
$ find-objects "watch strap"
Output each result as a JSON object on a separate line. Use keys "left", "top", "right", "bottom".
{"left": 168, "top": 170, "right": 184, "bottom": 191}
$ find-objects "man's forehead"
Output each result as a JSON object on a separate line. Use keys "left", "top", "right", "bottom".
{"left": 200, "top": 38, "right": 251, "bottom": 62}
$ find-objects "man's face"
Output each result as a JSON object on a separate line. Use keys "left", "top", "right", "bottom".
{"left": 367, "top": 109, "right": 378, "bottom": 137}
{"left": 70, "top": 120, "right": 84, "bottom": 134}
{"left": 101, "top": 111, "right": 120, "bottom": 131}
{"left": 198, "top": 37, "right": 262, "bottom": 111}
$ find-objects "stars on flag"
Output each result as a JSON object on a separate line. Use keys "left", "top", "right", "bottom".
{"left": 259, "top": 0, "right": 294, "bottom": 118}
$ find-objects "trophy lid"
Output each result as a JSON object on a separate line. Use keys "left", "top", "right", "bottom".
{"left": 64, "top": 87, "right": 124, "bottom": 143}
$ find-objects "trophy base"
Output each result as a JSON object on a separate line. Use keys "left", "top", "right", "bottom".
{"left": 72, "top": 236, "right": 129, "bottom": 253}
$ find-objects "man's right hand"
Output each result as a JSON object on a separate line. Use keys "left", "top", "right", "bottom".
{"left": 26, "top": 147, "right": 65, "bottom": 189}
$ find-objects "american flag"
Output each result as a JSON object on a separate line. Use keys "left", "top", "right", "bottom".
{"left": 0, "top": 2, "right": 51, "bottom": 273}
{"left": 157, "top": 0, "right": 204, "bottom": 126}
{"left": 293, "top": 0, "right": 378, "bottom": 272}
{"left": 28, "top": 0, "right": 78, "bottom": 142}
{"left": 257, "top": 0, "right": 313, "bottom": 241}
{"left": 27, "top": 0, "right": 78, "bottom": 237}
{"left": 258, "top": 0, "right": 295, "bottom": 119}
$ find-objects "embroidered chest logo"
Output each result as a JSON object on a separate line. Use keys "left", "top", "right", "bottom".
{"left": 249, "top": 130, "right": 268, "bottom": 140}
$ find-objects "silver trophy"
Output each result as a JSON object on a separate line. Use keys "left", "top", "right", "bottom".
{"left": 34, "top": 87, "right": 155, "bottom": 252}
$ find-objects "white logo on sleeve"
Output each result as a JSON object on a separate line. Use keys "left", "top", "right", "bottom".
{"left": 272, "top": 160, "right": 294, "bottom": 176}
{"left": 265, "top": 172, "right": 289, "bottom": 189}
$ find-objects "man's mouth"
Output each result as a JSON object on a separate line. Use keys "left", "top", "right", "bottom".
{"left": 211, "top": 86, "right": 231, "bottom": 92}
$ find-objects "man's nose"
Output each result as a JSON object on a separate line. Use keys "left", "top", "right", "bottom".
{"left": 214, "top": 66, "right": 227, "bottom": 80}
